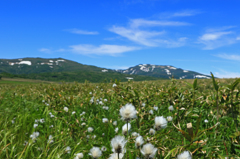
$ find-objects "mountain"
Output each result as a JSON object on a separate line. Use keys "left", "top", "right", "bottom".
{"left": 115, "top": 64, "right": 211, "bottom": 79}
{"left": 0, "top": 57, "right": 105, "bottom": 74}
{"left": 0, "top": 58, "right": 160, "bottom": 82}
{"left": 0, "top": 58, "right": 211, "bottom": 82}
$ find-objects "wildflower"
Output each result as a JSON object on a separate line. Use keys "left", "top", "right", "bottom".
{"left": 168, "top": 105, "right": 174, "bottom": 111}
{"left": 90, "top": 97, "right": 94, "bottom": 103}
{"left": 88, "top": 127, "right": 94, "bottom": 132}
{"left": 72, "top": 111, "right": 76, "bottom": 115}
{"left": 30, "top": 132, "right": 40, "bottom": 141}
{"left": 108, "top": 153, "right": 124, "bottom": 159}
{"left": 119, "top": 103, "right": 137, "bottom": 122}
{"left": 154, "top": 116, "right": 168, "bottom": 130}
{"left": 89, "top": 147, "right": 102, "bottom": 159}
{"left": 74, "top": 153, "right": 84, "bottom": 159}
{"left": 92, "top": 135, "right": 97, "bottom": 139}
{"left": 48, "top": 135, "right": 54, "bottom": 144}
{"left": 149, "top": 128, "right": 156, "bottom": 135}
{"left": 102, "top": 118, "right": 109, "bottom": 123}
{"left": 102, "top": 133, "right": 105, "bottom": 136}
{"left": 89, "top": 92, "right": 92, "bottom": 95}
{"left": 153, "top": 106, "right": 158, "bottom": 111}
{"left": 141, "top": 143, "right": 157, "bottom": 158}
{"left": 64, "top": 107, "right": 68, "bottom": 112}
{"left": 167, "top": 116, "right": 173, "bottom": 122}
{"left": 204, "top": 119, "right": 208, "bottom": 123}
{"left": 80, "top": 111, "right": 86, "bottom": 116}
{"left": 176, "top": 151, "right": 192, "bottom": 159}
{"left": 34, "top": 124, "right": 38, "bottom": 128}
{"left": 149, "top": 110, "right": 153, "bottom": 115}
{"left": 122, "top": 123, "right": 131, "bottom": 135}
{"left": 132, "top": 132, "right": 140, "bottom": 137}
{"left": 103, "top": 106, "right": 109, "bottom": 110}
{"left": 50, "top": 114, "right": 55, "bottom": 118}
{"left": 81, "top": 122, "right": 86, "bottom": 126}
{"left": 113, "top": 83, "right": 117, "bottom": 87}
{"left": 39, "top": 118, "right": 45, "bottom": 123}
{"left": 49, "top": 125, "right": 54, "bottom": 128}
{"left": 12, "top": 120, "right": 15, "bottom": 124}
{"left": 65, "top": 146, "right": 71, "bottom": 154}
{"left": 35, "top": 119, "right": 39, "bottom": 123}
{"left": 115, "top": 127, "right": 119, "bottom": 133}
{"left": 111, "top": 135, "right": 127, "bottom": 154}
{"left": 113, "top": 121, "right": 117, "bottom": 126}
{"left": 23, "top": 141, "right": 28, "bottom": 146}
{"left": 42, "top": 100, "right": 45, "bottom": 102}
{"left": 101, "top": 146, "right": 107, "bottom": 152}
{"left": 104, "top": 99, "right": 108, "bottom": 102}
{"left": 142, "top": 103, "right": 146, "bottom": 107}
{"left": 45, "top": 103, "right": 49, "bottom": 106}
{"left": 99, "top": 101, "right": 103, "bottom": 105}
{"left": 135, "top": 136, "right": 144, "bottom": 148}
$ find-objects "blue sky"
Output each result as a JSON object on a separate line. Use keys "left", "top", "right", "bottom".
{"left": 1, "top": 0, "right": 240, "bottom": 78}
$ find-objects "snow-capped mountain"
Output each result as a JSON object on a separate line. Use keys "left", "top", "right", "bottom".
{"left": 115, "top": 64, "right": 211, "bottom": 79}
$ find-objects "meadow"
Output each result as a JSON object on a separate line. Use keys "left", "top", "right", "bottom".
{"left": 1, "top": 75, "right": 240, "bottom": 159}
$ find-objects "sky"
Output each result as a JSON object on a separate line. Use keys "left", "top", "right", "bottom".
{"left": 1, "top": 0, "right": 240, "bottom": 78}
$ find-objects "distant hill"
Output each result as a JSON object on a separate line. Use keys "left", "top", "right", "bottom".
{"left": 116, "top": 64, "right": 211, "bottom": 79}
{"left": 0, "top": 58, "right": 211, "bottom": 83}
{"left": 0, "top": 58, "right": 160, "bottom": 82}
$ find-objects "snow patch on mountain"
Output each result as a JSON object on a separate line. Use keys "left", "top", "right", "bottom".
{"left": 165, "top": 69, "right": 171, "bottom": 75}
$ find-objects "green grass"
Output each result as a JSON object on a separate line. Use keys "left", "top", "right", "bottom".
{"left": 0, "top": 78, "right": 240, "bottom": 158}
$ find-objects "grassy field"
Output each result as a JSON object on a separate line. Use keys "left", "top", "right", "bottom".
{"left": 0, "top": 77, "right": 240, "bottom": 159}
{"left": 0, "top": 78, "right": 55, "bottom": 85}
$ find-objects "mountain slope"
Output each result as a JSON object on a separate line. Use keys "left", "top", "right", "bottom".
{"left": 0, "top": 57, "right": 106, "bottom": 74}
{"left": 116, "top": 64, "right": 211, "bottom": 79}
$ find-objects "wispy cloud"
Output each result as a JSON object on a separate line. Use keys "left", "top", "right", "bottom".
{"left": 129, "top": 19, "right": 190, "bottom": 28}
{"left": 39, "top": 48, "right": 52, "bottom": 53}
{"left": 69, "top": 44, "right": 140, "bottom": 56}
{"left": 109, "top": 18, "right": 189, "bottom": 47}
{"left": 65, "top": 29, "right": 99, "bottom": 35}
{"left": 157, "top": 10, "right": 202, "bottom": 19}
{"left": 198, "top": 27, "right": 238, "bottom": 50}
{"left": 215, "top": 53, "right": 240, "bottom": 61}
{"left": 215, "top": 69, "right": 240, "bottom": 78}
{"left": 199, "top": 32, "right": 232, "bottom": 41}
{"left": 109, "top": 26, "right": 165, "bottom": 46}
{"left": 237, "top": 37, "right": 240, "bottom": 40}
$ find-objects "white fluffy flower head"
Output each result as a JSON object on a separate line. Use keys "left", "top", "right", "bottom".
{"left": 141, "top": 143, "right": 157, "bottom": 158}
{"left": 154, "top": 116, "right": 168, "bottom": 130}
{"left": 119, "top": 103, "right": 137, "bottom": 121}
{"left": 64, "top": 107, "right": 68, "bottom": 112}
{"left": 88, "top": 127, "right": 94, "bottom": 133}
{"left": 149, "top": 128, "right": 156, "bottom": 135}
{"left": 74, "top": 153, "right": 84, "bottom": 159}
{"left": 89, "top": 147, "right": 102, "bottom": 158}
{"left": 167, "top": 116, "right": 173, "bottom": 122}
{"left": 135, "top": 136, "right": 144, "bottom": 148}
{"left": 168, "top": 105, "right": 174, "bottom": 111}
{"left": 111, "top": 135, "right": 127, "bottom": 154}
{"left": 177, "top": 150, "right": 192, "bottom": 159}
{"left": 122, "top": 123, "right": 131, "bottom": 135}
{"left": 102, "top": 118, "right": 109, "bottom": 123}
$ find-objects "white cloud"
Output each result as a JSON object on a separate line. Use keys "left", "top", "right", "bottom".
{"left": 215, "top": 70, "right": 240, "bottom": 78}
{"left": 129, "top": 19, "right": 190, "bottom": 28}
{"left": 69, "top": 44, "right": 140, "bottom": 56}
{"left": 199, "top": 32, "right": 232, "bottom": 41}
{"left": 65, "top": 29, "right": 99, "bottom": 35}
{"left": 237, "top": 37, "right": 240, "bottom": 40}
{"left": 39, "top": 48, "right": 51, "bottom": 53}
{"left": 109, "top": 18, "right": 189, "bottom": 47}
{"left": 198, "top": 28, "right": 238, "bottom": 50}
{"left": 215, "top": 53, "right": 240, "bottom": 61}
{"left": 109, "top": 26, "right": 165, "bottom": 46}
{"left": 172, "top": 10, "right": 200, "bottom": 17}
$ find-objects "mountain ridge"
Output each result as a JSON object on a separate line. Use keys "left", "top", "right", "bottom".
{"left": 0, "top": 57, "right": 211, "bottom": 82}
